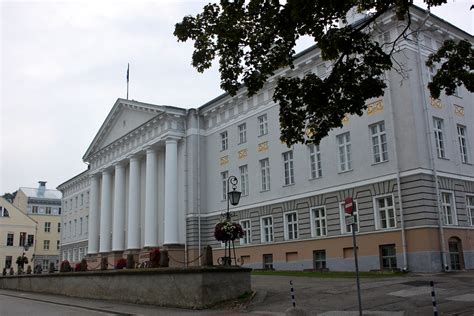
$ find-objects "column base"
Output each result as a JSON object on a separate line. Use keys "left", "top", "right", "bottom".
{"left": 163, "top": 244, "right": 185, "bottom": 268}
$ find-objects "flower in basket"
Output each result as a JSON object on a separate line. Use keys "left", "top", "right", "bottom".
{"left": 214, "top": 220, "right": 244, "bottom": 242}
{"left": 115, "top": 258, "right": 127, "bottom": 270}
{"left": 16, "top": 255, "right": 28, "bottom": 268}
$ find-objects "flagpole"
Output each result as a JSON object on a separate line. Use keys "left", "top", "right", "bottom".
{"left": 126, "top": 63, "right": 129, "bottom": 100}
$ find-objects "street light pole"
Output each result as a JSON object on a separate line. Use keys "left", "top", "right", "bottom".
{"left": 222, "top": 175, "right": 241, "bottom": 265}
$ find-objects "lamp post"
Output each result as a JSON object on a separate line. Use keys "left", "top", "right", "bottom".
{"left": 222, "top": 176, "right": 241, "bottom": 265}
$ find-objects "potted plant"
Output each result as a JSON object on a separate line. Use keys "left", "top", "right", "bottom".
{"left": 60, "top": 260, "right": 72, "bottom": 272}
{"left": 149, "top": 248, "right": 161, "bottom": 268}
{"left": 115, "top": 258, "right": 127, "bottom": 270}
{"left": 16, "top": 254, "right": 28, "bottom": 273}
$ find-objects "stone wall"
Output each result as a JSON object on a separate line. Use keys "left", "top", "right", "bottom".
{"left": 0, "top": 266, "right": 251, "bottom": 309}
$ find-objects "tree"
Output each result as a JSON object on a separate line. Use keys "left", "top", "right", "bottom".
{"left": 174, "top": 1, "right": 473, "bottom": 145}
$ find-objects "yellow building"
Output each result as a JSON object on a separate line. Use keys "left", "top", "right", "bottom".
{"left": 0, "top": 197, "right": 37, "bottom": 272}
{"left": 13, "top": 182, "right": 62, "bottom": 271}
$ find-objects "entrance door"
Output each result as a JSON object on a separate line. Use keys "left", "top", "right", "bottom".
{"left": 448, "top": 237, "right": 463, "bottom": 271}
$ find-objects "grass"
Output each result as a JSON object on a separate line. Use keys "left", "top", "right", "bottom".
{"left": 251, "top": 270, "right": 407, "bottom": 279}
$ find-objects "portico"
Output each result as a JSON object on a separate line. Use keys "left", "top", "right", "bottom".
{"left": 82, "top": 99, "right": 187, "bottom": 261}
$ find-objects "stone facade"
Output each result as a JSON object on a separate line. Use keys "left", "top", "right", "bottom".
{"left": 58, "top": 6, "right": 473, "bottom": 272}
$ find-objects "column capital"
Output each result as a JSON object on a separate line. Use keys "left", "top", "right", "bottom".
{"left": 113, "top": 161, "right": 126, "bottom": 169}
{"left": 165, "top": 137, "right": 180, "bottom": 144}
{"left": 127, "top": 154, "right": 141, "bottom": 162}
{"left": 144, "top": 145, "right": 157, "bottom": 153}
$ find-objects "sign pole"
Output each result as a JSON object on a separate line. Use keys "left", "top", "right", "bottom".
{"left": 345, "top": 196, "right": 362, "bottom": 316}
{"left": 352, "top": 222, "right": 362, "bottom": 316}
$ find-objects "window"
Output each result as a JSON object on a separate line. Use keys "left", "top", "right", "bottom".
{"left": 64, "top": 222, "right": 67, "bottom": 238}
{"left": 62, "top": 251, "right": 67, "bottom": 261}
{"left": 238, "top": 123, "right": 247, "bottom": 144}
{"left": 221, "top": 171, "right": 229, "bottom": 201}
{"left": 69, "top": 199, "right": 72, "bottom": 210}
{"left": 261, "top": 216, "right": 274, "bottom": 243}
{"left": 69, "top": 220, "right": 72, "bottom": 237}
{"left": 44, "top": 240, "right": 50, "bottom": 250}
{"left": 74, "top": 219, "right": 77, "bottom": 236}
{"left": 64, "top": 201, "right": 67, "bottom": 212}
{"left": 260, "top": 158, "right": 271, "bottom": 191}
{"left": 75, "top": 196, "right": 78, "bottom": 208}
{"left": 44, "top": 222, "right": 51, "bottom": 233}
{"left": 85, "top": 216, "right": 89, "bottom": 234}
{"left": 68, "top": 249, "right": 73, "bottom": 261}
{"left": 284, "top": 212, "right": 298, "bottom": 240}
{"left": 80, "top": 194, "right": 84, "bottom": 206}
{"left": 313, "top": 250, "right": 326, "bottom": 270}
{"left": 6, "top": 233, "right": 14, "bottom": 246}
{"left": 27, "top": 234, "right": 34, "bottom": 246}
{"left": 433, "top": 118, "right": 445, "bottom": 158}
{"left": 19, "top": 232, "right": 26, "bottom": 246}
{"left": 86, "top": 192, "right": 90, "bottom": 205}
{"left": 73, "top": 248, "right": 79, "bottom": 262}
{"left": 57, "top": 240, "right": 60, "bottom": 250}
{"left": 339, "top": 201, "right": 359, "bottom": 234}
{"left": 337, "top": 132, "right": 352, "bottom": 172}
{"left": 310, "top": 207, "right": 327, "bottom": 237}
{"left": 45, "top": 207, "right": 52, "bottom": 214}
{"left": 240, "top": 220, "right": 251, "bottom": 245}
{"left": 441, "top": 192, "right": 457, "bottom": 225}
{"left": 0, "top": 206, "right": 9, "bottom": 217}
{"left": 220, "top": 131, "right": 228, "bottom": 151}
{"left": 58, "top": 207, "right": 61, "bottom": 215}
{"left": 309, "top": 144, "right": 322, "bottom": 179}
{"left": 380, "top": 244, "right": 397, "bottom": 270}
{"left": 57, "top": 222, "right": 61, "bottom": 233}
{"left": 239, "top": 165, "right": 249, "bottom": 196}
{"left": 457, "top": 125, "right": 469, "bottom": 163}
{"left": 79, "top": 248, "right": 85, "bottom": 261}
{"left": 42, "top": 259, "right": 49, "bottom": 271}
{"left": 467, "top": 195, "right": 474, "bottom": 226}
{"left": 375, "top": 195, "right": 396, "bottom": 229}
{"left": 80, "top": 217, "right": 83, "bottom": 235}
{"left": 32, "top": 206, "right": 38, "bottom": 214}
{"left": 258, "top": 114, "right": 268, "bottom": 136}
{"left": 370, "top": 122, "right": 388, "bottom": 163}
{"left": 5, "top": 256, "right": 12, "bottom": 269}
{"left": 263, "top": 254, "right": 273, "bottom": 270}
{"left": 282, "top": 151, "right": 295, "bottom": 185}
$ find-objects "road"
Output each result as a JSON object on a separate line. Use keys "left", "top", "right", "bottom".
{"left": 0, "top": 272, "right": 473, "bottom": 315}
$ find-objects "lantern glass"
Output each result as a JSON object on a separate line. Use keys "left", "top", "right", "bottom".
{"left": 228, "top": 190, "right": 241, "bottom": 206}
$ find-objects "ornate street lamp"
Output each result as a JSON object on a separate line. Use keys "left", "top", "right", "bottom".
{"left": 220, "top": 175, "right": 242, "bottom": 265}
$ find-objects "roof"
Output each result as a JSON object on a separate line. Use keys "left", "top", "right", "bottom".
{"left": 20, "top": 187, "right": 62, "bottom": 200}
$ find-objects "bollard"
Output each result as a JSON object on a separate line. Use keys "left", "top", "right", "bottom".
{"left": 290, "top": 280, "right": 296, "bottom": 308}
{"left": 430, "top": 280, "right": 438, "bottom": 316}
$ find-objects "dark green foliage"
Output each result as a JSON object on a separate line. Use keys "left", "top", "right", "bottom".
{"left": 426, "top": 39, "right": 473, "bottom": 99}
{"left": 175, "top": 1, "right": 472, "bottom": 145}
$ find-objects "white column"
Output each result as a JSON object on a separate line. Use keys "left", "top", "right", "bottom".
{"left": 88, "top": 174, "right": 100, "bottom": 254}
{"left": 127, "top": 156, "right": 141, "bottom": 249}
{"left": 164, "top": 138, "right": 179, "bottom": 244}
{"left": 99, "top": 169, "right": 112, "bottom": 253}
{"left": 144, "top": 147, "right": 158, "bottom": 247}
{"left": 112, "top": 163, "right": 126, "bottom": 251}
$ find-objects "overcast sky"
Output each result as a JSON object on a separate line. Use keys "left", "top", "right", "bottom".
{"left": 0, "top": 0, "right": 472, "bottom": 194}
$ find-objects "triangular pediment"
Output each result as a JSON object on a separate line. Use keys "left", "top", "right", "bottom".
{"left": 83, "top": 99, "right": 165, "bottom": 160}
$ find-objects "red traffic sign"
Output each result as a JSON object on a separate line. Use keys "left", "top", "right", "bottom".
{"left": 344, "top": 197, "right": 353, "bottom": 215}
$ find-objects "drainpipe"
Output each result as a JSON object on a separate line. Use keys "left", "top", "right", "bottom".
{"left": 415, "top": 11, "right": 448, "bottom": 271}
{"left": 197, "top": 109, "right": 202, "bottom": 265}
{"left": 386, "top": 74, "right": 408, "bottom": 271}
{"left": 184, "top": 112, "right": 188, "bottom": 267}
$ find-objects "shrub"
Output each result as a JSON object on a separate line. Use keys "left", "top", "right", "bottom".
{"left": 26, "top": 265, "right": 32, "bottom": 274}
{"left": 79, "top": 259, "right": 88, "bottom": 271}
{"left": 115, "top": 258, "right": 127, "bottom": 269}
{"left": 75, "top": 263, "right": 82, "bottom": 271}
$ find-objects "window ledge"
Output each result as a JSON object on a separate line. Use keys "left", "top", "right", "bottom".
{"left": 283, "top": 183, "right": 295, "bottom": 188}
{"left": 338, "top": 169, "right": 353, "bottom": 174}
{"left": 309, "top": 176, "right": 323, "bottom": 181}
{"left": 371, "top": 160, "right": 389, "bottom": 166}
{"left": 437, "top": 157, "right": 449, "bottom": 161}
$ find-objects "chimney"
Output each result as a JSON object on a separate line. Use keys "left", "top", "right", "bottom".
{"left": 38, "top": 181, "right": 47, "bottom": 196}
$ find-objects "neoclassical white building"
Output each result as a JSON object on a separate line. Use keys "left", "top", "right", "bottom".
{"left": 59, "top": 6, "right": 473, "bottom": 272}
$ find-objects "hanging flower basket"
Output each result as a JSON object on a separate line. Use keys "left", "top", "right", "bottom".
{"left": 214, "top": 220, "right": 244, "bottom": 242}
